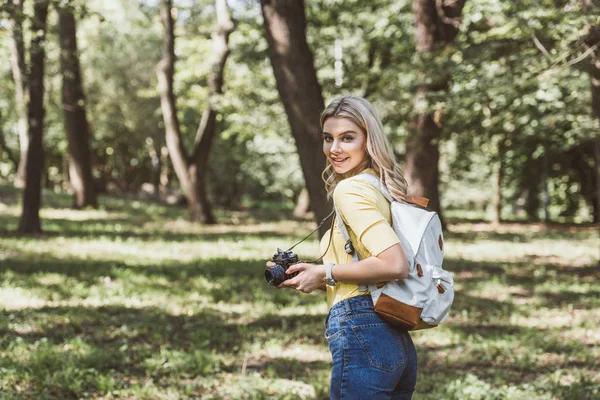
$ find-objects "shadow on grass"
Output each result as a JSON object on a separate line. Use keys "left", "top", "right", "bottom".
{"left": 0, "top": 218, "right": 296, "bottom": 242}
{"left": 0, "top": 304, "right": 329, "bottom": 370}
{"left": 537, "top": 288, "right": 600, "bottom": 310}
{"left": 446, "top": 258, "right": 599, "bottom": 288}
{"left": 451, "top": 290, "right": 517, "bottom": 318}
{"left": 446, "top": 224, "right": 597, "bottom": 243}
{"left": 0, "top": 256, "right": 326, "bottom": 309}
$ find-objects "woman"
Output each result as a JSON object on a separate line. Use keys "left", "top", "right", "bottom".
{"left": 279, "top": 95, "right": 418, "bottom": 399}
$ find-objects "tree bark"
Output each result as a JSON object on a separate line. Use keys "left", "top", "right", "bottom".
{"left": 0, "top": 109, "right": 19, "bottom": 168}
{"left": 293, "top": 187, "right": 311, "bottom": 218}
{"left": 582, "top": 1, "right": 600, "bottom": 223}
{"left": 493, "top": 140, "right": 505, "bottom": 224}
{"left": 58, "top": 3, "right": 98, "bottom": 209}
{"left": 260, "top": 0, "right": 331, "bottom": 237}
{"left": 406, "top": 0, "right": 466, "bottom": 226}
{"left": 8, "top": 0, "right": 28, "bottom": 188}
{"left": 590, "top": 75, "right": 600, "bottom": 223}
{"left": 18, "top": 0, "right": 49, "bottom": 234}
{"left": 157, "top": 0, "right": 233, "bottom": 223}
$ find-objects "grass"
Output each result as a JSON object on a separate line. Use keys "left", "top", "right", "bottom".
{"left": 0, "top": 183, "right": 599, "bottom": 399}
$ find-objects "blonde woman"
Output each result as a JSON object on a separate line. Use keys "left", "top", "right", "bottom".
{"left": 280, "top": 95, "right": 418, "bottom": 399}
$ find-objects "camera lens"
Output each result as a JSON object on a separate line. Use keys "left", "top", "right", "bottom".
{"left": 265, "top": 264, "right": 286, "bottom": 286}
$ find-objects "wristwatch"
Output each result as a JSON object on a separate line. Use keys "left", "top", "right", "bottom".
{"left": 325, "top": 263, "right": 337, "bottom": 287}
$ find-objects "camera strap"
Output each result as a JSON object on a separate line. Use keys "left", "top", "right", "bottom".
{"left": 284, "top": 210, "right": 337, "bottom": 264}
{"left": 286, "top": 209, "right": 335, "bottom": 254}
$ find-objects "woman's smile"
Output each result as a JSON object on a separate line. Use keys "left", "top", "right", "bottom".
{"left": 330, "top": 156, "right": 349, "bottom": 165}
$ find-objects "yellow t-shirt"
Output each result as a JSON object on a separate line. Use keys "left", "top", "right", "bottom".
{"left": 319, "top": 169, "right": 400, "bottom": 310}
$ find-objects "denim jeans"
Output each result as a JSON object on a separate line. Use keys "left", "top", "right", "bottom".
{"left": 325, "top": 295, "right": 418, "bottom": 400}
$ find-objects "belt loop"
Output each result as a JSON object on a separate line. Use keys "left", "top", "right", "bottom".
{"left": 344, "top": 298, "right": 352, "bottom": 314}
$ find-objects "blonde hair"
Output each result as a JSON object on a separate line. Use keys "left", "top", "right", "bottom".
{"left": 320, "top": 95, "right": 408, "bottom": 202}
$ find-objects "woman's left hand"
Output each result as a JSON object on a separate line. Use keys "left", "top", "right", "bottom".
{"left": 278, "top": 263, "right": 326, "bottom": 293}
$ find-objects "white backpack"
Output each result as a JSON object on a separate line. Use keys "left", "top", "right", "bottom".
{"left": 335, "top": 173, "right": 454, "bottom": 331}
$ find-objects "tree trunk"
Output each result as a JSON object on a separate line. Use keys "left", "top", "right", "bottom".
{"left": 293, "top": 187, "right": 311, "bottom": 218}
{"left": 261, "top": 0, "right": 331, "bottom": 237}
{"left": 541, "top": 144, "right": 550, "bottom": 222}
{"left": 58, "top": 3, "right": 98, "bottom": 209}
{"left": 406, "top": 0, "right": 466, "bottom": 226}
{"left": 582, "top": 1, "right": 600, "bottom": 223}
{"left": 493, "top": 140, "right": 505, "bottom": 224}
{"left": 157, "top": 0, "right": 233, "bottom": 224}
{"left": 0, "top": 109, "right": 19, "bottom": 168}
{"left": 591, "top": 75, "right": 600, "bottom": 223}
{"left": 8, "top": 0, "right": 28, "bottom": 188}
{"left": 18, "top": 0, "right": 49, "bottom": 234}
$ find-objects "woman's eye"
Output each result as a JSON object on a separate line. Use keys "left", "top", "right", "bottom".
{"left": 343, "top": 136, "right": 353, "bottom": 141}
{"left": 324, "top": 136, "right": 333, "bottom": 142}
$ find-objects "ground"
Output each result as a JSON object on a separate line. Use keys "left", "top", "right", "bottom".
{"left": 0, "top": 184, "right": 598, "bottom": 399}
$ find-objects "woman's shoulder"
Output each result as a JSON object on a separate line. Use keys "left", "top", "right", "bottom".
{"left": 333, "top": 170, "right": 382, "bottom": 201}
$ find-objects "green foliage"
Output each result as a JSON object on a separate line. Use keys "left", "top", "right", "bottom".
{"left": 0, "top": 0, "right": 598, "bottom": 220}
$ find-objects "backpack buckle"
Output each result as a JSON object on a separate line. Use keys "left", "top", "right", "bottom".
{"left": 344, "top": 240, "right": 354, "bottom": 255}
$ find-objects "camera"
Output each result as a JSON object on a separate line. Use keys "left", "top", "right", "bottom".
{"left": 265, "top": 249, "right": 299, "bottom": 286}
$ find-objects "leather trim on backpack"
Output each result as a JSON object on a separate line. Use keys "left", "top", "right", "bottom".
{"left": 374, "top": 293, "right": 423, "bottom": 331}
{"left": 406, "top": 195, "right": 429, "bottom": 208}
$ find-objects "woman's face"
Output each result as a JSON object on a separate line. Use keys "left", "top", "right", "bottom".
{"left": 322, "top": 117, "right": 368, "bottom": 175}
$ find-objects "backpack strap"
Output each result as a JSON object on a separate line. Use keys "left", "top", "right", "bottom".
{"left": 350, "top": 173, "right": 430, "bottom": 209}
{"left": 334, "top": 206, "right": 370, "bottom": 292}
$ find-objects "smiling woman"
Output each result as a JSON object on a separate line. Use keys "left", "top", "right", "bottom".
{"left": 276, "top": 95, "right": 418, "bottom": 399}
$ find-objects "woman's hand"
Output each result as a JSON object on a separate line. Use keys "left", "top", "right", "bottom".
{"left": 278, "top": 263, "right": 326, "bottom": 293}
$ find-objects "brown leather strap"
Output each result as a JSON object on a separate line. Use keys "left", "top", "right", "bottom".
{"left": 406, "top": 195, "right": 429, "bottom": 208}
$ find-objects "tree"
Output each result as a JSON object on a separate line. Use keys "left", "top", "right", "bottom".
{"left": 18, "top": 0, "right": 49, "bottom": 234}
{"left": 406, "top": 0, "right": 466, "bottom": 224}
{"left": 58, "top": 1, "right": 97, "bottom": 208}
{"left": 583, "top": 0, "right": 600, "bottom": 222}
{"left": 157, "top": 0, "right": 234, "bottom": 223}
{"left": 8, "top": 0, "right": 28, "bottom": 188}
{"left": 260, "top": 0, "right": 331, "bottom": 236}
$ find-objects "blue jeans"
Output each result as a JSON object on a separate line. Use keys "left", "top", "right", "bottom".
{"left": 325, "top": 295, "right": 418, "bottom": 400}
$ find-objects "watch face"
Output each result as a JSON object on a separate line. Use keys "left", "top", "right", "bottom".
{"left": 326, "top": 278, "right": 336, "bottom": 286}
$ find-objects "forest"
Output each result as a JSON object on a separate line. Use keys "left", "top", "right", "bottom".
{"left": 0, "top": 0, "right": 599, "bottom": 399}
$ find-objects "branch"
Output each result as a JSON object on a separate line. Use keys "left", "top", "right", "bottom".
{"left": 435, "top": 0, "right": 461, "bottom": 29}
{"left": 532, "top": 34, "right": 552, "bottom": 61}
{"left": 539, "top": 41, "right": 600, "bottom": 78}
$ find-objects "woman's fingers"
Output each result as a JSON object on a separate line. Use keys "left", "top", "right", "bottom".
{"left": 286, "top": 263, "right": 308, "bottom": 274}
{"left": 278, "top": 277, "right": 297, "bottom": 289}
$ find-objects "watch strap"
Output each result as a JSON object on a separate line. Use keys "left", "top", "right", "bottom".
{"left": 325, "top": 263, "right": 336, "bottom": 286}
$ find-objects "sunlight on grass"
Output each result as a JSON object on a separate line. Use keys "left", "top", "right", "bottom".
{"left": 1, "top": 188, "right": 599, "bottom": 399}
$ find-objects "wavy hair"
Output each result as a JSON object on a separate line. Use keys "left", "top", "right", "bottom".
{"left": 320, "top": 95, "right": 408, "bottom": 202}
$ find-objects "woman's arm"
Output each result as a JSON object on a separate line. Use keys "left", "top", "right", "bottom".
{"left": 329, "top": 242, "right": 409, "bottom": 283}
{"left": 281, "top": 242, "right": 408, "bottom": 293}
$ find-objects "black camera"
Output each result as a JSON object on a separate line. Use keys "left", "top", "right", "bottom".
{"left": 265, "top": 249, "right": 299, "bottom": 286}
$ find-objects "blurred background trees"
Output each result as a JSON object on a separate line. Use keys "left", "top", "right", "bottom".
{"left": 0, "top": 0, "right": 598, "bottom": 229}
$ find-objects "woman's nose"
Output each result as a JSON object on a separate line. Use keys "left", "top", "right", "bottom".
{"left": 330, "top": 140, "right": 341, "bottom": 153}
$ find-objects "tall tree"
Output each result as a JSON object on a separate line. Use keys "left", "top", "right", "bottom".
{"left": 58, "top": 1, "right": 97, "bottom": 208}
{"left": 18, "top": 0, "right": 49, "bottom": 234}
{"left": 8, "top": 0, "right": 28, "bottom": 188}
{"left": 260, "top": 0, "right": 330, "bottom": 236}
{"left": 406, "top": 0, "right": 466, "bottom": 223}
{"left": 157, "top": 0, "right": 234, "bottom": 223}
{"left": 583, "top": 0, "right": 600, "bottom": 222}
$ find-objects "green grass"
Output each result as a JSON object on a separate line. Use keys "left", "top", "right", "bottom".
{"left": 0, "top": 183, "right": 599, "bottom": 399}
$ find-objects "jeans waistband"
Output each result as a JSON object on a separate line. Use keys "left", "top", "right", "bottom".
{"left": 328, "top": 294, "right": 373, "bottom": 321}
